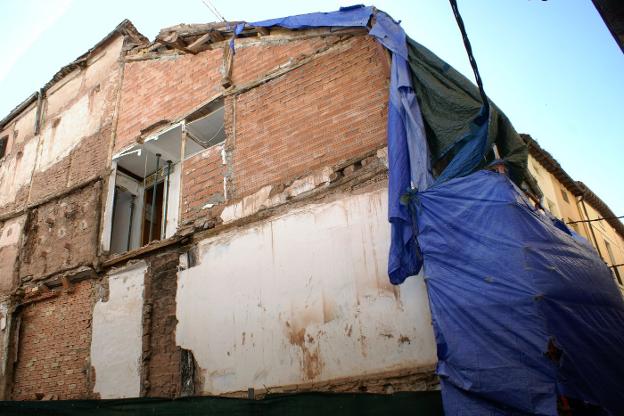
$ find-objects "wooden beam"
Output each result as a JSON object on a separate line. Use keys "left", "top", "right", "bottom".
{"left": 187, "top": 32, "right": 213, "bottom": 54}
{"left": 209, "top": 30, "right": 225, "bottom": 42}
{"left": 221, "top": 42, "right": 234, "bottom": 88}
{"left": 101, "top": 236, "right": 182, "bottom": 269}
{"left": 159, "top": 32, "right": 191, "bottom": 53}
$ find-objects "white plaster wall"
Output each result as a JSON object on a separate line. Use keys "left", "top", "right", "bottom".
{"left": 0, "top": 215, "right": 25, "bottom": 293}
{"left": 177, "top": 187, "right": 437, "bottom": 395}
{"left": 84, "top": 36, "right": 124, "bottom": 90}
{"left": 0, "top": 138, "right": 38, "bottom": 207}
{"left": 164, "top": 163, "right": 181, "bottom": 238}
{"left": 0, "top": 216, "right": 24, "bottom": 249}
{"left": 0, "top": 300, "right": 12, "bottom": 399}
{"left": 36, "top": 91, "right": 106, "bottom": 172}
{"left": 91, "top": 261, "right": 145, "bottom": 399}
{"left": 13, "top": 106, "right": 37, "bottom": 145}
{"left": 46, "top": 71, "right": 83, "bottom": 117}
{"left": 99, "top": 164, "right": 117, "bottom": 253}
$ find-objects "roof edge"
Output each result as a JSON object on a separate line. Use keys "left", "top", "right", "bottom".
{"left": 0, "top": 19, "right": 148, "bottom": 131}
{"left": 521, "top": 133, "right": 624, "bottom": 239}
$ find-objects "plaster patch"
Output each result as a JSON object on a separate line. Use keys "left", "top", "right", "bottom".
{"left": 36, "top": 93, "right": 105, "bottom": 172}
{"left": 178, "top": 187, "right": 436, "bottom": 395}
{"left": 0, "top": 215, "right": 25, "bottom": 248}
{"left": 91, "top": 261, "right": 145, "bottom": 399}
{"left": 220, "top": 185, "right": 273, "bottom": 224}
{"left": 0, "top": 138, "right": 38, "bottom": 207}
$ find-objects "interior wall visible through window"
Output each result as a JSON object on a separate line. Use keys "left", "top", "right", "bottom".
{"left": 107, "top": 98, "right": 225, "bottom": 254}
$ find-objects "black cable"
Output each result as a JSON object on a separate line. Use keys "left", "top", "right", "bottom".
{"left": 567, "top": 215, "right": 624, "bottom": 225}
{"left": 448, "top": 0, "right": 489, "bottom": 115}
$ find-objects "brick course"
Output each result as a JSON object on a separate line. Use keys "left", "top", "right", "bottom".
{"left": 181, "top": 144, "right": 225, "bottom": 224}
{"left": 12, "top": 281, "right": 95, "bottom": 400}
{"left": 144, "top": 253, "right": 181, "bottom": 397}
{"left": 115, "top": 48, "right": 223, "bottom": 153}
{"left": 232, "top": 35, "right": 389, "bottom": 197}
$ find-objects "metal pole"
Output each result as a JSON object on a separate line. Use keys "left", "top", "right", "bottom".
{"left": 127, "top": 195, "right": 136, "bottom": 251}
{"left": 149, "top": 153, "right": 161, "bottom": 243}
{"left": 110, "top": 186, "right": 119, "bottom": 245}
{"left": 162, "top": 160, "right": 172, "bottom": 239}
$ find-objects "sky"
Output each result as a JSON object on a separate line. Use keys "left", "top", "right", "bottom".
{"left": 0, "top": 0, "right": 622, "bottom": 216}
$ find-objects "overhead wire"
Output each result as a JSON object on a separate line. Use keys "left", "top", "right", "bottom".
{"left": 201, "top": 0, "right": 226, "bottom": 22}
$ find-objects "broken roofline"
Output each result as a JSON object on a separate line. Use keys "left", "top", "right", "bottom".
{"left": 0, "top": 5, "right": 379, "bottom": 130}
{"left": 0, "top": 19, "right": 148, "bottom": 131}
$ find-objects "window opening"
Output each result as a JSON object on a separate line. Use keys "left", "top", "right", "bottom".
{"left": 561, "top": 189, "right": 569, "bottom": 203}
{"left": 143, "top": 178, "right": 164, "bottom": 245}
{"left": 184, "top": 99, "right": 225, "bottom": 159}
{"left": 0, "top": 136, "right": 7, "bottom": 159}
{"left": 106, "top": 98, "right": 224, "bottom": 254}
{"left": 109, "top": 125, "right": 182, "bottom": 254}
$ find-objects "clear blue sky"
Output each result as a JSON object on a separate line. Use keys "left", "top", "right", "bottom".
{"left": 1, "top": 0, "right": 622, "bottom": 216}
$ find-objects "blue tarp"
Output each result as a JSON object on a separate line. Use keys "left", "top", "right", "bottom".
{"left": 248, "top": 5, "right": 433, "bottom": 284}
{"left": 416, "top": 171, "right": 624, "bottom": 415}
{"left": 238, "top": 6, "right": 624, "bottom": 414}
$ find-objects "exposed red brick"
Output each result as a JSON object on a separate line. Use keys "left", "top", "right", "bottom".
{"left": 115, "top": 48, "right": 223, "bottom": 152}
{"left": 12, "top": 281, "right": 95, "bottom": 400}
{"left": 231, "top": 36, "right": 388, "bottom": 197}
{"left": 180, "top": 144, "right": 225, "bottom": 224}
{"left": 19, "top": 183, "right": 100, "bottom": 280}
{"left": 144, "top": 253, "right": 181, "bottom": 397}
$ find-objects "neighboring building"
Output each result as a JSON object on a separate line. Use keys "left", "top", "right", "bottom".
{"left": 592, "top": 0, "right": 624, "bottom": 53}
{"left": 0, "top": 19, "right": 438, "bottom": 400}
{"left": 524, "top": 134, "right": 624, "bottom": 289}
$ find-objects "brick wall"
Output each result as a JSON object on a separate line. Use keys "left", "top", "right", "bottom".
{"left": 231, "top": 35, "right": 389, "bottom": 197}
{"left": 180, "top": 144, "right": 225, "bottom": 224}
{"left": 231, "top": 36, "right": 342, "bottom": 87}
{"left": 116, "top": 34, "right": 388, "bottom": 218}
{"left": 19, "top": 183, "right": 100, "bottom": 280}
{"left": 12, "top": 280, "right": 95, "bottom": 400}
{"left": 144, "top": 253, "right": 181, "bottom": 397}
{"left": 115, "top": 48, "right": 223, "bottom": 153}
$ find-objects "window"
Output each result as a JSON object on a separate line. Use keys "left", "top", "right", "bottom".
{"left": 560, "top": 189, "right": 569, "bottom": 203}
{"left": 0, "top": 136, "right": 7, "bottom": 159}
{"left": 105, "top": 99, "right": 225, "bottom": 254}
{"left": 183, "top": 99, "right": 225, "bottom": 159}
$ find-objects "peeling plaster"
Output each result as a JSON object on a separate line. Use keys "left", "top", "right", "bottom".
{"left": 220, "top": 167, "right": 334, "bottom": 224}
{"left": 36, "top": 92, "right": 105, "bottom": 172}
{"left": 0, "top": 138, "right": 38, "bottom": 207}
{"left": 177, "top": 187, "right": 436, "bottom": 395}
{"left": 91, "top": 261, "right": 145, "bottom": 399}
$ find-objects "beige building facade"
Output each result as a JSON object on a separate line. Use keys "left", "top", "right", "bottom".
{"left": 524, "top": 135, "right": 624, "bottom": 290}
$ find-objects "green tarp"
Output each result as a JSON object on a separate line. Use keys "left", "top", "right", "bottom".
{"left": 406, "top": 37, "right": 540, "bottom": 195}
{"left": 0, "top": 392, "right": 443, "bottom": 416}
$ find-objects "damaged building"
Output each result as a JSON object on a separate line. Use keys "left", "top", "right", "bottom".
{"left": 0, "top": 12, "right": 437, "bottom": 401}
{"left": 0, "top": 5, "right": 622, "bottom": 414}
